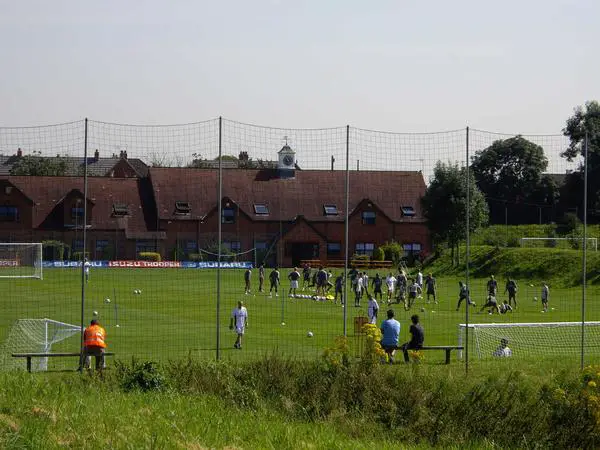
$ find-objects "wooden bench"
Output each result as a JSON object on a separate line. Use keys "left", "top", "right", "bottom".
{"left": 12, "top": 352, "right": 115, "bottom": 372}
{"left": 392, "top": 346, "right": 463, "bottom": 364}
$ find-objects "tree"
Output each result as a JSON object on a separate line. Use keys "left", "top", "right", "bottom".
{"left": 471, "top": 136, "right": 557, "bottom": 224}
{"left": 421, "top": 162, "right": 488, "bottom": 265}
{"left": 561, "top": 101, "right": 600, "bottom": 220}
{"left": 10, "top": 151, "right": 68, "bottom": 176}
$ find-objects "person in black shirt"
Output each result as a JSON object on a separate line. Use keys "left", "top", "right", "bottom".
{"left": 372, "top": 273, "right": 383, "bottom": 301}
{"left": 302, "top": 264, "right": 311, "bottom": 291}
{"left": 244, "top": 268, "right": 252, "bottom": 295}
{"left": 268, "top": 267, "right": 280, "bottom": 297}
{"left": 504, "top": 277, "right": 518, "bottom": 308}
{"left": 258, "top": 264, "right": 265, "bottom": 293}
{"left": 401, "top": 314, "right": 424, "bottom": 363}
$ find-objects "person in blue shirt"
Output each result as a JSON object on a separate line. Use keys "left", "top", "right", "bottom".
{"left": 380, "top": 309, "right": 401, "bottom": 364}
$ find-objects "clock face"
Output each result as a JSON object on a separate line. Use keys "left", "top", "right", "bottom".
{"left": 283, "top": 155, "right": 294, "bottom": 166}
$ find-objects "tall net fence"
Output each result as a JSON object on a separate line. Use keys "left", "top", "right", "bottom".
{"left": 0, "top": 118, "right": 595, "bottom": 372}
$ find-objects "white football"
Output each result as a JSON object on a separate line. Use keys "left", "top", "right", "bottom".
{"left": 307, "top": 331, "right": 314, "bottom": 337}
{"left": 534, "top": 297, "right": 538, "bottom": 301}
{"left": 93, "top": 311, "right": 98, "bottom": 316}
{"left": 281, "top": 322, "right": 286, "bottom": 326}
{"left": 104, "top": 298, "right": 111, "bottom": 303}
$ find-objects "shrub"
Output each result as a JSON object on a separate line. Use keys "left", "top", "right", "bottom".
{"left": 379, "top": 241, "right": 403, "bottom": 265}
{"left": 372, "top": 246, "right": 385, "bottom": 261}
{"left": 42, "top": 240, "right": 68, "bottom": 261}
{"left": 116, "top": 360, "right": 167, "bottom": 392}
{"left": 71, "top": 251, "right": 90, "bottom": 261}
{"left": 188, "top": 253, "right": 202, "bottom": 261}
{"left": 138, "top": 252, "right": 161, "bottom": 262}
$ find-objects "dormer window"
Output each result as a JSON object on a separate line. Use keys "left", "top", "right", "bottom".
{"left": 222, "top": 206, "right": 235, "bottom": 224}
{"left": 175, "top": 201, "right": 191, "bottom": 215}
{"left": 112, "top": 203, "right": 129, "bottom": 217}
{"left": 401, "top": 206, "right": 416, "bottom": 217}
{"left": 253, "top": 204, "right": 269, "bottom": 215}
{"left": 71, "top": 206, "right": 85, "bottom": 219}
{"left": 0, "top": 206, "right": 18, "bottom": 222}
{"left": 362, "top": 211, "right": 376, "bottom": 225}
{"left": 323, "top": 204, "right": 338, "bottom": 216}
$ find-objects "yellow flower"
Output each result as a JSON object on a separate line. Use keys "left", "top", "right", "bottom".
{"left": 589, "top": 381, "right": 597, "bottom": 388}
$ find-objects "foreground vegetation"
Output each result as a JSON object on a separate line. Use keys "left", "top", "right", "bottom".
{"left": 1, "top": 355, "right": 600, "bottom": 449}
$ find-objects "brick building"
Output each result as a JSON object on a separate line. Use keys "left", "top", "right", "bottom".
{"left": 0, "top": 147, "right": 430, "bottom": 265}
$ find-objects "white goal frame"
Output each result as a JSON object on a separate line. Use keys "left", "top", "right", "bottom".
{"left": 520, "top": 237, "right": 597, "bottom": 251}
{"left": 0, "top": 242, "right": 43, "bottom": 279}
{"left": 458, "top": 321, "right": 600, "bottom": 359}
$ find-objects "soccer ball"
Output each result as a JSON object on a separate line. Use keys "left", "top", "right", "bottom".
{"left": 534, "top": 297, "right": 538, "bottom": 301}
{"left": 307, "top": 331, "right": 314, "bottom": 337}
{"left": 281, "top": 322, "right": 286, "bottom": 326}
{"left": 93, "top": 310, "right": 98, "bottom": 316}
{"left": 104, "top": 298, "right": 111, "bottom": 304}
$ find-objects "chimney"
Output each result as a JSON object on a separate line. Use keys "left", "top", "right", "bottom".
{"left": 94, "top": 149, "right": 99, "bottom": 162}
{"left": 123, "top": 151, "right": 128, "bottom": 159}
{"left": 239, "top": 151, "right": 249, "bottom": 161}
{"left": 119, "top": 150, "right": 124, "bottom": 158}
{"left": 16, "top": 148, "right": 22, "bottom": 157}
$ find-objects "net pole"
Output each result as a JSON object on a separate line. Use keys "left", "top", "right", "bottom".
{"left": 465, "top": 126, "right": 470, "bottom": 374}
{"left": 343, "top": 125, "right": 350, "bottom": 337}
{"left": 79, "top": 118, "right": 89, "bottom": 370}
{"left": 216, "top": 116, "right": 222, "bottom": 360}
{"left": 581, "top": 132, "right": 588, "bottom": 370}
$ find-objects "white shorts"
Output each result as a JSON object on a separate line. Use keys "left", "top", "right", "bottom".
{"left": 236, "top": 326, "right": 245, "bottom": 335}
{"left": 291, "top": 280, "right": 299, "bottom": 289}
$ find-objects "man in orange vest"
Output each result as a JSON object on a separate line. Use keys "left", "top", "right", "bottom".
{"left": 81, "top": 319, "right": 107, "bottom": 371}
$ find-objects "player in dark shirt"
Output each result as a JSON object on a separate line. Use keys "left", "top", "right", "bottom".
{"left": 316, "top": 266, "right": 328, "bottom": 296}
{"left": 372, "top": 273, "right": 383, "bottom": 301}
{"left": 401, "top": 314, "right": 425, "bottom": 363}
{"left": 302, "top": 264, "right": 311, "bottom": 291}
{"left": 268, "top": 267, "right": 280, "bottom": 297}
{"left": 334, "top": 274, "right": 344, "bottom": 304}
{"left": 504, "top": 277, "right": 518, "bottom": 308}
{"left": 258, "top": 264, "right": 265, "bottom": 293}
{"left": 244, "top": 268, "right": 252, "bottom": 295}
{"left": 487, "top": 275, "right": 498, "bottom": 296}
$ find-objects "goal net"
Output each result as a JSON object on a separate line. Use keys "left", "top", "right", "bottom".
{"left": 458, "top": 322, "right": 600, "bottom": 359}
{"left": 0, "top": 319, "right": 81, "bottom": 371}
{"left": 520, "top": 237, "right": 598, "bottom": 251}
{"left": 0, "top": 243, "right": 43, "bottom": 279}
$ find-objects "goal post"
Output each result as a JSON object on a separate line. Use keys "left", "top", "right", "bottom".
{"left": 520, "top": 237, "right": 598, "bottom": 251}
{"left": 0, "top": 318, "right": 81, "bottom": 371}
{"left": 458, "top": 322, "right": 600, "bottom": 359}
{"left": 0, "top": 243, "right": 43, "bottom": 279}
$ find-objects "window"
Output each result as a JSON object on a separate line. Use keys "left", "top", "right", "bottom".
{"left": 222, "top": 207, "right": 235, "bottom": 224}
{"left": 0, "top": 206, "right": 18, "bottom": 222}
{"left": 362, "top": 211, "right": 376, "bottom": 225}
{"left": 112, "top": 203, "right": 129, "bottom": 217}
{"left": 403, "top": 243, "right": 422, "bottom": 257}
{"left": 71, "top": 207, "right": 84, "bottom": 219}
{"left": 95, "top": 240, "right": 109, "bottom": 251}
{"left": 224, "top": 240, "right": 241, "bottom": 252}
{"left": 254, "top": 240, "right": 268, "bottom": 250}
{"left": 72, "top": 239, "right": 84, "bottom": 251}
{"left": 136, "top": 240, "right": 156, "bottom": 253}
{"left": 253, "top": 204, "right": 269, "bottom": 215}
{"left": 327, "top": 242, "right": 341, "bottom": 256}
{"left": 185, "top": 240, "right": 197, "bottom": 252}
{"left": 323, "top": 204, "right": 338, "bottom": 216}
{"left": 401, "top": 206, "right": 416, "bottom": 217}
{"left": 175, "top": 201, "right": 191, "bottom": 215}
{"left": 355, "top": 242, "right": 374, "bottom": 256}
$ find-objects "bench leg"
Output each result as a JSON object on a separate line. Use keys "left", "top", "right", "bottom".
{"left": 27, "top": 356, "right": 32, "bottom": 373}
{"left": 445, "top": 349, "right": 451, "bottom": 364}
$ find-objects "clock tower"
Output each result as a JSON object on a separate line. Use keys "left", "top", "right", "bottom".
{"left": 277, "top": 140, "right": 296, "bottom": 179}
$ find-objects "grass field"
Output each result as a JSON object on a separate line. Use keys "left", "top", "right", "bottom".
{"left": 2, "top": 264, "right": 600, "bottom": 372}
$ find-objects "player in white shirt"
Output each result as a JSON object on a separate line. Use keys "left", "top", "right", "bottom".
{"left": 83, "top": 258, "right": 91, "bottom": 283}
{"left": 386, "top": 273, "right": 397, "bottom": 304}
{"left": 416, "top": 270, "right": 423, "bottom": 298}
{"left": 492, "top": 338, "right": 512, "bottom": 357}
{"left": 229, "top": 301, "right": 248, "bottom": 349}
{"left": 367, "top": 295, "right": 379, "bottom": 324}
{"left": 354, "top": 274, "right": 364, "bottom": 307}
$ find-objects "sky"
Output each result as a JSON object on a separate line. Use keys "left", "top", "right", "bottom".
{"left": 0, "top": 0, "right": 598, "bottom": 135}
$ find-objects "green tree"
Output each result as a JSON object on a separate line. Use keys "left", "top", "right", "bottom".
{"left": 10, "top": 151, "right": 68, "bottom": 176}
{"left": 471, "top": 136, "right": 557, "bottom": 224}
{"left": 421, "top": 162, "right": 488, "bottom": 265}
{"left": 561, "top": 100, "right": 600, "bottom": 219}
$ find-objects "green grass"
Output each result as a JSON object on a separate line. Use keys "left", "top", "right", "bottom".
{"left": 1, "top": 257, "right": 600, "bottom": 372}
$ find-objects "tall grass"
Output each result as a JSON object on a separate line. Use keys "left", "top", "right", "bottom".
{"left": 2, "top": 355, "right": 597, "bottom": 449}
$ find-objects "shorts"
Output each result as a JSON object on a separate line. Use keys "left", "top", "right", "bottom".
{"left": 290, "top": 280, "right": 298, "bottom": 289}
{"left": 409, "top": 292, "right": 417, "bottom": 299}
{"left": 236, "top": 326, "right": 245, "bottom": 335}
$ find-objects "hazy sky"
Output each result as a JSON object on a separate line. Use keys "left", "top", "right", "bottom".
{"left": 0, "top": 0, "right": 598, "bottom": 134}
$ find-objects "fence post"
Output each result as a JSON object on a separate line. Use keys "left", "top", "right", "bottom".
{"left": 581, "top": 132, "right": 588, "bottom": 370}
{"left": 465, "top": 126, "right": 470, "bottom": 375}
{"left": 216, "top": 117, "right": 222, "bottom": 360}
{"left": 343, "top": 125, "right": 350, "bottom": 337}
{"left": 79, "top": 118, "right": 89, "bottom": 371}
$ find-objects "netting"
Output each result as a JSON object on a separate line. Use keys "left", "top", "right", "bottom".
{"left": 0, "top": 318, "right": 81, "bottom": 371}
{"left": 0, "top": 118, "right": 594, "bottom": 373}
{"left": 0, "top": 243, "right": 42, "bottom": 278}
{"left": 459, "top": 322, "right": 600, "bottom": 359}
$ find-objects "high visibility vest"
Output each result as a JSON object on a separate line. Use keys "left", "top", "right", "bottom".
{"left": 84, "top": 325, "right": 106, "bottom": 348}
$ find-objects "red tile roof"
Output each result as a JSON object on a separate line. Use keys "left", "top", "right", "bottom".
{"left": 7, "top": 176, "right": 148, "bottom": 232}
{"left": 149, "top": 168, "right": 426, "bottom": 222}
